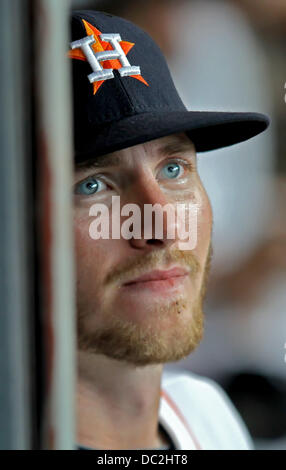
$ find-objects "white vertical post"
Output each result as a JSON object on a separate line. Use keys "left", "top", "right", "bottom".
{"left": 0, "top": 0, "right": 32, "bottom": 450}
{"left": 34, "top": 0, "right": 76, "bottom": 449}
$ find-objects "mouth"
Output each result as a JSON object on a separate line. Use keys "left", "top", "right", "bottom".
{"left": 122, "top": 267, "right": 190, "bottom": 294}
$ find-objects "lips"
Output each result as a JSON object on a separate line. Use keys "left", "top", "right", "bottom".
{"left": 124, "top": 267, "right": 189, "bottom": 286}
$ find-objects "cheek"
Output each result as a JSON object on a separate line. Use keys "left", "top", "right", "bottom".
{"left": 73, "top": 213, "right": 123, "bottom": 289}
{"left": 199, "top": 191, "right": 213, "bottom": 241}
{"left": 73, "top": 214, "right": 114, "bottom": 319}
{"left": 74, "top": 215, "right": 92, "bottom": 271}
{"left": 74, "top": 214, "right": 105, "bottom": 287}
{"left": 195, "top": 186, "right": 213, "bottom": 262}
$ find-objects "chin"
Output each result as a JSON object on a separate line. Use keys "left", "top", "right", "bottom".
{"left": 77, "top": 297, "right": 204, "bottom": 366}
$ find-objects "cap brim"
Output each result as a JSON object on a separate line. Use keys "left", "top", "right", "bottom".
{"left": 75, "top": 110, "right": 269, "bottom": 162}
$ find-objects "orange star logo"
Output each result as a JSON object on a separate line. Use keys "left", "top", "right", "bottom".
{"left": 68, "top": 19, "right": 149, "bottom": 95}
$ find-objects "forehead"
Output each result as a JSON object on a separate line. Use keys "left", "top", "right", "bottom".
{"left": 75, "top": 133, "right": 195, "bottom": 171}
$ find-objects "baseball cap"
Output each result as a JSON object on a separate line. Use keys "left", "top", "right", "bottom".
{"left": 70, "top": 10, "right": 270, "bottom": 163}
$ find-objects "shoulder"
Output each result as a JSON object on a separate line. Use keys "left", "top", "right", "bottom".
{"left": 161, "top": 368, "right": 254, "bottom": 450}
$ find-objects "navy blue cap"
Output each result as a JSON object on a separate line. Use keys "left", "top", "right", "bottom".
{"left": 70, "top": 10, "right": 270, "bottom": 163}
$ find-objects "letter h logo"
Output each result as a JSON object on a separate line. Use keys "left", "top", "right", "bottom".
{"left": 69, "top": 19, "right": 148, "bottom": 95}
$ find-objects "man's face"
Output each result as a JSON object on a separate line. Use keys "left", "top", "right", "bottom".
{"left": 74, "top": 132, "right": 213, "bottom": 366}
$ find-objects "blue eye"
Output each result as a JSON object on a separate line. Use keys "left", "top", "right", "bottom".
{"left": 75, "top": 176, "right": 106, "bottom": 196}
{"left": 160, "top": 162, "right": 183, "bottom": 179}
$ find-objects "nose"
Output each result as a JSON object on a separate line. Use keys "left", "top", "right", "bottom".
{"left": 125, "top": 176, "right": 179, "bottom": 251}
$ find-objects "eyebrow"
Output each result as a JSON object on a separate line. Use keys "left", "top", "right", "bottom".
{"left": 75, "top": 137, "right": 195, "bottom": 172}
{"left": 76, "top": 153, "right": 122, "bottom": 171}
{"left": 158, "top": 139, "right": 195, "bottom": 158}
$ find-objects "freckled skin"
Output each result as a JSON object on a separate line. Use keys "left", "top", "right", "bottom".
{"left": 74, "top": 133, "right": 213, "bottom": 365}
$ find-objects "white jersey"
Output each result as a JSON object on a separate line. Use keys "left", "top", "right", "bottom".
{"left": 160, "top": 369, "right": 254, "bottom": 450}
{"left": 77, "top": 369, "right": 253, "bottom": 450}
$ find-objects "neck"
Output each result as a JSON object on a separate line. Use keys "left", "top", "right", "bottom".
{"left": 76, "top": 350, "right": 166, "bottom": 450}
